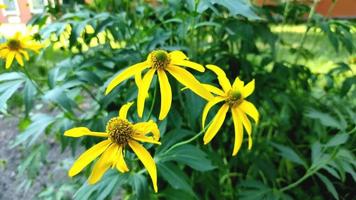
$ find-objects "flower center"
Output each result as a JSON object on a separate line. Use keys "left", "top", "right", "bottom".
{"left": 151, "top": 50, "right": 170, "bottom": 69}
{"left": 226, "top": 90, "right": 243, "bottom": 106}
{"left": 106, "top": 117, "right": 133, "bottom": 145}
{"left": 7, "top": 39, "right": 21, "bottom": 51}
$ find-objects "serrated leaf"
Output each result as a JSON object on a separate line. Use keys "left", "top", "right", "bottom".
{"left": 325, "top": 133, "right": 349, "bottom": 147}
{"left": 271, "top": 142, "right": 307, "bottom": 167}
{"left": 158, "top": 144, "right": 215, "bottom": 171}
{"left": 158, "top": 162, "right": 195, "bottom": 196}
{"left": 305, "top": 108, "right": 342, "bottom": 130}
{"left": 316, "top": 173, "right": 339, "bottom": 200}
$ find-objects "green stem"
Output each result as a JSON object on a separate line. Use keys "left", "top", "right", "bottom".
{"left": 164, "top": 120, "right": 213, "bottom": 154}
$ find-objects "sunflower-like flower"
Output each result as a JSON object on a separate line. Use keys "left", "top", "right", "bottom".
{"left": 64, "top": 102, "right": 160, "bottom": 192}
{"left": 0, "top": 32, "right": 43, "bottom": 69}
{"left": 105, "top": 50, "right": 214, "bottom": 120}
{"left": 202, "top": 65, "right": 259, "bottom": 156}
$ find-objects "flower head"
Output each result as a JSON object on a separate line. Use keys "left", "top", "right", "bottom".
{"left": 0, "top": 32, "right": 43, "bottom": 69}
{"left": 202, "top": 65, "right": 259, "bottom": 156}
{"left": 0, "top": 4, "right": 6, "bottom": 9}
{"left": 64, "top": 102, "right": 160, "bottom": 192}
{"left": 105, "top": 50, "right": 214, "bottom": 120}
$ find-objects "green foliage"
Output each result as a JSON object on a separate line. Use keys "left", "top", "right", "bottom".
{"left": 0, "top": 0, "right": 355, "bottom": 199}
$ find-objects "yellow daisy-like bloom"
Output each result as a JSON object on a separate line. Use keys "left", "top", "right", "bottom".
{"left": 0, "top": 32, "right": 43, "bottom": 69}
{"left": 105, "top": 50, "right": 214, "bottom": 120}
{"left": 64, "top": 102, "right": 160, "bottom": 192}
{"left": 202, "top": 65, "right": 259, "bottom": 156}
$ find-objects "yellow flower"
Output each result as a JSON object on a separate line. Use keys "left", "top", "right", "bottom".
{"left": 0, "top": 32, "right": 43, "bottom": 69}
{"left": 0, "top": 4, "right": 6, "bottom": 9}
{"left": 105, "top": 50, "right": 214, "bottom": 120}
{"left": 202, "top": 65, "right": 259, "bottom": 156}
{"left": 64, "top": 102, "right": 160, "bottom": 192}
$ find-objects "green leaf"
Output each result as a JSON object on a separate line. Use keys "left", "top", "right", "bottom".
{"left": 305, "top": 108, "right": 342, "bottom": 130}
{"left": 316, "top": 173, "right": 339, "bottom": 200}
{"left": 157, "top": 162, "right": 195, "bottom": 196}
{"left": 23, "top": 79, "right": 37, "bottom": 115}
{"left": 213, "top": 0, "right": 260, "bottom": 20}
{"left": 158, "top": 144, "right": 215, "bottom": 171}
{"left": 11, "top": 114, "right": 55, "bottom": 147}
{"left": 130, "top": 173, "right": 149, "bottom": 199}
{"left": 156, "top": 129, "right": 196, "bottom": 154}
{"left": 325, "top": 133, "right": 349, "bottom": 147}
{"left": 271, "top": 142, "right": 307, "bottom": 167}
{"left": 0, "top": 79, "right": 25, "bottom": 113}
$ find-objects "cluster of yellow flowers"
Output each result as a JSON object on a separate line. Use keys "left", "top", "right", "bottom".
{"left": 0, "top": 32, "right": 43, "bottom": 69}
{"left": 65, "top": 50, "right": 259, "bottom": 192}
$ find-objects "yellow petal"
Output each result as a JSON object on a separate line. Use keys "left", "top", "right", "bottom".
{"left": 242, "top": 79, "right": 255, "bottom": 98}
{"left": 202, "top": 84, "right": 225, "bottom": 96}
{"left": 20, "top": 50, "right": 29, "bottom": 60}
{"left": 133, "top": 120, "right": 160, "bottom": 141}
{"left": 134, "top": 72, "right": 143, "bottom": 87}
{"left": 5, "top": 51, "right": 15, "bottom": 69}
{"left": 202, "top": 97, "right": 225, "bottom": 128}
{"left": 68, "top": 139, "right": 111, "bottom": 177}
{"left": 172, "top": 60, "right": 205, "bottom": 72}
{"left": 88, "top": 143, "right": 117, "bottom": 184}
{"left": 132, "top": 135, "right": 161, "bottom": 145}
{"left": 119, "top": 101, "right": 134, "bottom": 120}
{"left": 157, "top": 69, "right": 172, "bottom": 120}
{"left": 15, "top": 53, "right": 24, "bottom": 66}
{"left": 235, "top": 107, "right": 252, "bottom": 150}
{"left": 166, "top": 66, "right": 213, "bottom": 101}
{"left": 129, "top": 140, "right": 158, "bottom": 193}
{"left": 239, "top": 100, "right": 259, "bottom": 124}
{"left": 231, "top": 107, "right": 243, "bottom": 156}
{"left": 115, "top": 146, "right": 129, "bottom": 172}
{"left": 206, "top": 64, "right": 231, "bottom": 92}
{"left": 169, "top": 50, "right": 187, "bottom": 61}
{"left": 64, "top": 127, "right": 109, "bottom": 138}
{"left": 137, "top": 69, "right": 156, "bottom": 118}
{"left": 105, "top": 61, "right": 148, "bottom": 95}
{"left": 203, "top": 104, "right": 229, "bottom": 144}
{"left": 232, "top": 77, "right": 244, "bottom": 92}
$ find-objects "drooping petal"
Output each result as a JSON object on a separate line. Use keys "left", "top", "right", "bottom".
{"left": 137, "top": 68, "right": 156, "bottom": 118}
{"left": 64, "top": 127, "right": 109, "bottom": 138}
{"left": 115, "top": 146, "right": 129, "bottom": 172}
{"left": 239, "top": 100, "right": 259, "bottom": 124}
{"left": 202, "top": 97, "right": 225, "bottom": 128}
{"left": 231, "top": 107, "right": 243, "bottom": 156}
{"left": 203, "top": 104, "right": 229, "bottom": 144}
{"left": 129, "top": 140, "right": 158, "bottom": 192}
{"left": 5, "top": 51, "right": 15, "bottom": 69}
{"left": 242, "top": 79, "right": 255, "bottom": 98}
{"left": 88, "top": 143, "right": 117, "bottom": 184}
{"left": 15, "top": 53, "right": 24, "bottom": 66}
{"left": 169, "top": 50, "right": 187, "bottom": 61}
{"left": 105, "top": 62, "right": 148, "bottom": 95}
{"left": 157, "top": 69, "right": 172, "bottom": 120}
{"left": 119, "top": 101, "right": 134, "bottom": 120}
{"left": 166, "top": 66, "right": 213, "bottom": 101}
{"left": 133, "top": 120, "right": 160, "bottom": 141}
{"left": 172, "top": 60, "right": 205, "bottom": 72}
{"left": 206, "top": 64, "right": 231, "bottom": 92}
{"left": 202, "top": 84, "right": 225, "bottom": 96}
{"left": 68, "top": 139, "right": 111, "bottom": 177}
{"left": 235, "top": 107, "right": 252, "bottom": 150}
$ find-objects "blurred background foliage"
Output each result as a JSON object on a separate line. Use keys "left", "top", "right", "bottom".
{"left": 0, "top": 0, "right": 355, "bottom": 199}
